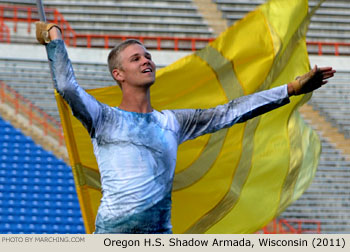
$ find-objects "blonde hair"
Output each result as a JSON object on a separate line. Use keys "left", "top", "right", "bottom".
{"left": 107, "top": 39, "right": 143, "bottom": 82}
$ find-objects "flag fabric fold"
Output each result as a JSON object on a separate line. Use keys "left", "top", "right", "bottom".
{"left": 56, "top": 0, "right": 322, "bottom": 233}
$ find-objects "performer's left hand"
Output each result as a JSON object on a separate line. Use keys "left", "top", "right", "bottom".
{"left": 288, "top": 65, "right": 336, "bottom": 96}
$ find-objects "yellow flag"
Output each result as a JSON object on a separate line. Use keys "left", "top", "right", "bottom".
{"left": 56, "top": 0, "right": 323, "bottom": 233}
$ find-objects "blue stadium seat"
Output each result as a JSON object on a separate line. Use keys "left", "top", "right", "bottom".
{"left": 0, "top": 117, "right": 85, "bottom": 234}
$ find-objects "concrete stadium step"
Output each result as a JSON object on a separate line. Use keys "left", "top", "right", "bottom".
{"left": 0, "top": 0, "right": 214, "bottom": 38}
{"left": 280, "top": 128, "right": 350, "bottom": 233}
{"left": 0, "top": 56, "right": 116, "bottom": 122}
{"left": 215, "top": 0, "right": 350, "bottom": 42}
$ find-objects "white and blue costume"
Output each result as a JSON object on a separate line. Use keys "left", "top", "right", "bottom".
{"left": 47, "top": 39, "right": 290, "bottom": 233}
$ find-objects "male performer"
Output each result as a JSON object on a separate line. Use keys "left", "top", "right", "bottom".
{"left": 36, "top": 22, "right": 335, "bottom": 234}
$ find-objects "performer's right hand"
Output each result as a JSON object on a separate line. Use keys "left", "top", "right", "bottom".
{"left": 35, "top": 21, "right": 61, "bottom": 45}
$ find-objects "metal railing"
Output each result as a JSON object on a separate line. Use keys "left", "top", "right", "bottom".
{"left": 261, "top": 218, "right": 321, "bottom": 234}
{"left": 1, "top": 4, "right": 350, "bottom": 54}
{"left": 0, "top": 22, "right": 10, "bottom": 43}
{"left": 0, "top": 7, "right": 10, "bottom": 43}
{"left": 0, "top": 5, "right": 76, "bottom": 45}
{"left": 0, "top": 80, "right": 64, "bottom": 146}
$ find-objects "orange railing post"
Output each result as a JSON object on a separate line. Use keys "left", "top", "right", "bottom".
{"left": 273, "top": 219, "right": 277, "bottom": 233}
{"left": 87, "top": 35, "right": 91, "bottom": 48}
{"left": 0, "top": 22, "right": 2, "bottom": 42}
{"left": 13, "top": 6, "right": 18, "bottom": 33}
{"left": 0, "top": 19, "right": 10, "bottom": 43}
{"left": 43, "top": 114, "right": 48, "bottom": 136}
{"left": 27, "top": 7, "right": 32, "bottom": 33}
{"left": 174, "top": 38, "right": 178, "bottom": 51}
{"left": 334, "top": 43, "right": 339, "bottom": 56}
{"left": 29, "top": 103, "right": 33, "bottom": 125}
{"left": 317, "top": 221, "right": 321, "bottom": 233}
{"left": 0, "top": 81, "right": 4, "bottom": 102}
{"left": 0, "top": 5, "right": 3, "bottom": 40}
{"left": 14, "top": 92, "right": 19, "bottom": 114}
{"left": 157, "top": 37, "right": 161, "bottom": 50}
{"left": 191, "top": 38, "right": 195, "bottom": 51}
{"left": 318, "top": 42, "right": 322, "bottom": 56}
{"left": 104, "top": 35, "right": 108, "bottom": 49}
{"left": 5, "top": 23, "right": 10, "bottom": 43}
{"left": 59, "top": 127, "right": 64, "bottom": 146}
{"left": 53, "top": 9, "right": 58, "bottom": 24}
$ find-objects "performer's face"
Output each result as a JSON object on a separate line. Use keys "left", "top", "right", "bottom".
{"left": 114, "top": 44, "right": 156, "bottom": 88}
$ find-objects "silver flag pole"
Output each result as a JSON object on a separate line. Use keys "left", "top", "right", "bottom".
{"left": 35, "top": 0, "right": 47, "bottom": 22}
{"left": 34, "top": 0, "right": 56, "bottom": 92}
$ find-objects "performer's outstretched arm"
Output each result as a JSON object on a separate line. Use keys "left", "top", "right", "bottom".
{"left": 173, "top": 85, "right": 289, "bottom": 143}
{"left": 173, "top": 66, "right": 335, "bottom": 144}
{"left": 36, "top": 23, "right": 105, "bottom": 137}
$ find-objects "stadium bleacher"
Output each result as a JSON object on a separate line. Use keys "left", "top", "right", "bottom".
{"left": 0, "top": 0, "right": 214, "bottom": 39}
{"left": 0, "top": 56, "right": 114, "bottom": 122}
{"left": 280, "top": 137, "right": 350, "bottom": 233}
{"left": 214, "top": 0, "right": 350, "bottom": 42}
{"left": 0, "top": 0, "right": 349, "bottom": 234}
{"left": 309, "top": 70, "right": 350, "bottom": 138}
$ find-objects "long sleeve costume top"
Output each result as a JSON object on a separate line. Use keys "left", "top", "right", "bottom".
{"left": 47, "top": 39, "right": 290, "bottom": 234}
